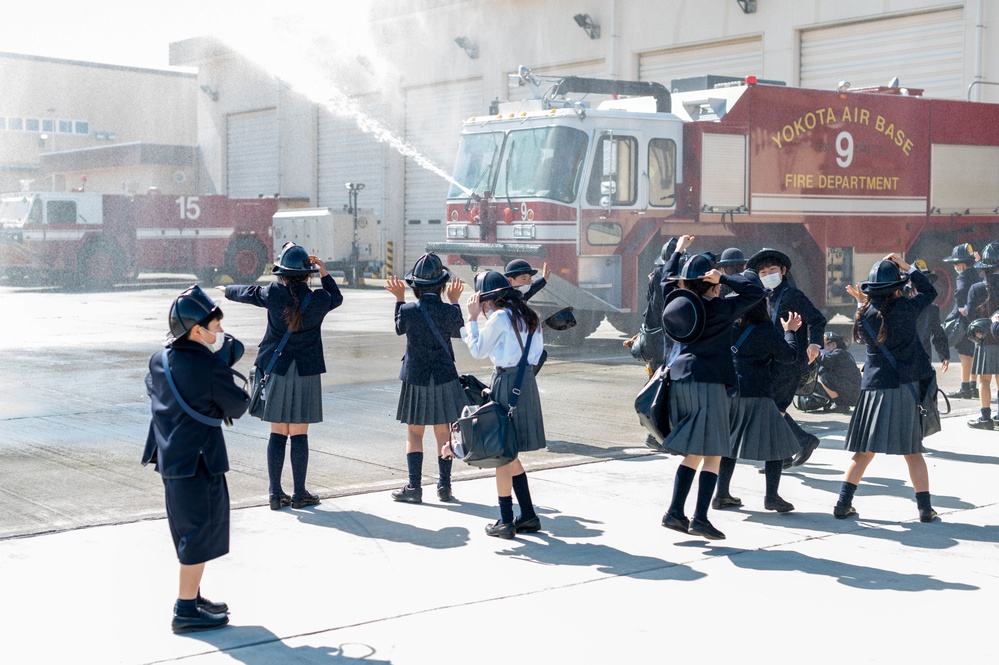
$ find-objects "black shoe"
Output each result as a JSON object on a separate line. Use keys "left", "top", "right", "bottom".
{"left": 831, "top": 403, "right": 852, "bottom": 414}
{"left": 197, "top": 595, "right": 228, "bottom": 615}
{"left": 392, "top": 486, "right": 423, "bottom": 504}
{"left": 947, "top": 387, "right": 974, "bottom": 399}
{"left": 919, "top": 508, "right": 939, "bottom": 523}
{"left": 688, "top": 518, "right": 726, "bottom": 540}
{"left": 711, "top": 494, "right": 743, "bottom": 510}
{"left": 971, "top": 386, "right": 981, "bottom": 399}
{"left": 968, "top": 417, "right": 995, "bottom": 431}
{"left": 514, "top": 514, "right": 542, "bottom": 533}
{"left": 782, "top": 457, "right": 793, "bottom": 470}
{"left": 291, "top": 491, "right": 320, "bottom": 509}
{"left": 661, "top": 512, "right": 690, "bottom": 534}
{"left": 436, "top": 485, "right": 454, "bottom": 502}
{"left": 485, "top": 520, "right": 515, "bottom": 539}
{"left": 833, "top": 504, "right": 858, "bottom": 519}
{"left": 172, "top": 608, "right": 229, "bottom": 634}
{"left": 791, "top": 435, "right": 821, "bottom": 467}
{"left": 269, "top": 493, "right": 291, "bottom": 510}
{"left": 764, "top": 496, "right": 795, "bottom": 513}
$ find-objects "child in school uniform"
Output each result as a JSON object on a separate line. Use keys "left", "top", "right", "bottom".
{"left": 386, "top": 253, "right": 467, "bottom": 503}
{"left": 965, "top": 242, "right": 999, "bottom": 430}
{"left": 504, "top": 259, "right": 551, "bottom": 301}
{"left": 836, "top": 255, "right": 939, "bottom": 522}
{"left": 659, "top": 235, "right": 765, "bottom": 540}
{"left": 713, "top": 270, "right": 803, "bottom": 513}
{"left": 942, "top": 243, "right": 982, "bottom": 400}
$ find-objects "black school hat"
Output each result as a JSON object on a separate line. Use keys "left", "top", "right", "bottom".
{"left": 746, "top": 248, "right": 792, "bottom": 272}
{"left": 662, "top": 288, "right": 706, "bottom": 344}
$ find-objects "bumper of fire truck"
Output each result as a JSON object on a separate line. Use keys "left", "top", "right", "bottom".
{"left": 425, "top": 241, "right": 627, "bottom": 315}
{"left": 0, "top": 228, "right": 32, "bottom": 272}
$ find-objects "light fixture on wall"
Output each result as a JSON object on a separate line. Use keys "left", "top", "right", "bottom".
{"left": 573, "top": 13, "right": 600, "bottom": 39}
{"left": 200, "top": 84, "right": 219, "bottom": 102}
{"left": 736, "top": 0, "right": 757, "bottom": 13}
{"left": 454, "top": 36, "right": 478, "bottom": 59}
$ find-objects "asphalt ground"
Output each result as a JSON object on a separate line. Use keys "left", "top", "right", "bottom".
{"left": 0, "top": 275, "right": 995, "bottom": 663}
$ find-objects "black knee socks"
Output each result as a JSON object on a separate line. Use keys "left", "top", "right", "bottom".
{"left": 716, "top": 457, "right": 737, "bottom": 497}
{"left": 267, "top": 433, "right": 288, "bottom": 496}
{"left": 837, "top": 481, "right": 858, "bottom": 508}
{"left": 406, "top": 451, "right": 424, "bottom": 489}
{"left": 290, "top": 434, "right": 309, "bottom": 495}
{"left": 511, "top": 472, "right": 537, "bottom": 520}
{"left": 693, "top": 472, "right": 718, "bottom": 521}
{"left": 668, "top": 464, "right": 697, "bottom": 517}
{"left": 498, "top": 495, "right": 514, "bottom": 524}
{"left": 437, "top": 455, "right": 452, "bottom": 489}
{"left": 764, "top": 460, "right": 783, "bottom": 499}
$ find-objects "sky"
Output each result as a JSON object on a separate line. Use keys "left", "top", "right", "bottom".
{"left": 0, "top": 0, "right": 374, "bottom": 71}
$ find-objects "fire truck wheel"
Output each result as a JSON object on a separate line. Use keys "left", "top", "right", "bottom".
{"left": 608, "top": 312, "right": 643, "bottom": 336}
{"left": 223, "top": 237, "right": 268, "bottom": 283}
{"left": 78, "top": 241, "right": 123, "bottom": 291}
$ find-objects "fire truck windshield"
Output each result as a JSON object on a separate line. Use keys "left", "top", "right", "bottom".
{"left": 0, "top": 197, "right": 31, "bottom": 225}
{"left": 448, "top": 126, "right": 589, "bottom": 204}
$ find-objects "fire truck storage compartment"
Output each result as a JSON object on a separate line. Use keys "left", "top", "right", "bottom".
{"left": 930, "top": 145, "right": 999, "bottom": 215}
{"left": 701, "top": 133, "right": 747, "bottom": 210}
{"left": 578, "top": 255, "right": 621, "bottom": 309}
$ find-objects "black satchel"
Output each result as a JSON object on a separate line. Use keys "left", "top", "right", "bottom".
{"left": 249, "top": 292, "right": 312, "bottom": 418}
{"left": 629, "top": 323, "right": 665, "bottom": 363}
{"left": 452, "top": 332, "right": 534, "bottom": 468}
{"left": 458, "top": 374, "right": 489, "bottom": 407}
{"left": 943, "top": 316, "right": 967, "bottom": 347}
{"left": 634, "top": 343, "right": 685, "bottom": 448}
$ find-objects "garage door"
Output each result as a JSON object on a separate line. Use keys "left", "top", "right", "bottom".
{"left": 639, "top": 38, "right": 764, "bottom": 90}
{"left": 506, "top": 59, "right": 607, "bottom": 104}
{"left": 800, "top": 9, "right": 964, "bottom": 99}
{"left": 403, "top": 79, "right": 482, "bottom": 268}
{"left": 227, "top": 109, "right": 279, "bottom": 198}
{"left": 318, "top": 98, "right": 386, "bottom": 222}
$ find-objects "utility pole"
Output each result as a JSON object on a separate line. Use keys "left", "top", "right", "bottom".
{"left": 345, "top": 182, "right": 365, "bottom": 286}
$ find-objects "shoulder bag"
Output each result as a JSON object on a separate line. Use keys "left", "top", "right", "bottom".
{"left": 634, "top": 339, "right": 690, "bottom": 449}
{"left": 249, "top": 292, "right": 312, "bottom": 418}
{"left": 860, "top": 317, "right": 946, "bottom": 438}
{"left": 417, "top": 301, "right": 487, "bottom": 406}
{"left": 942, "top": 316, "right": 967, "bottom": 347}
{"left": 451, "top": 332, "right": 534, "bottom": 469}
{"left": 161, "top": 349, "right": 224, "bottom": 428}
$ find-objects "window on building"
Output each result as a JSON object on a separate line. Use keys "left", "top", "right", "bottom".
{"left": 58, "top": 120, "right": 73, "bottom": 134}
{"left": 8, "top": 118, "right": 23, "bottom": 131}
{"left": 42, "top": 119, "right": 55, "bottom": 133}
{"left": 25, "top": 118, "right": 40, "bottom": 132}
{"left": 74, "top": 121, "right": 89, "bottom": 135}
{"left": 648, "top": 138, "right": 677, "bottom": 207}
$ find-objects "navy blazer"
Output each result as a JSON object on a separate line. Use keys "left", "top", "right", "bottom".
{"left": 948, "top": 267, "right": 981, "bottom": 319}
{"left": 917, "top": 303, "right": 949, "bottom": 362}
{"left": 817, "top": 348, "right": 862, "bottom": 405}
{"left": 732, "top": 322, "right": 798, "bottom": 399}
{"left": 661, "top": 252, "right": 766, "bottom": 387}
{"left": 142, "top": 339, "right": 249, "bottom": 479}
{"left": 396, "top": 293, "right": 465, "bottom": 385}
{"left": 857, "top": 269, "right": 936, "bottom": 389}
{"left": 225, "top": 274, "right": 343, "bottom": 376}
{"left": 767, "top": 280, "right": 826, "bottom": 361}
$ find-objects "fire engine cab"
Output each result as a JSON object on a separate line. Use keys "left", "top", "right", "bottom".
{"left": 428, "top": 66, "right": 999, "bottom": 343}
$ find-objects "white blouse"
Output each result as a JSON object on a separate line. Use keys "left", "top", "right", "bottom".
{"left": 462, "top": 309, "right": 545, "bottom": 368}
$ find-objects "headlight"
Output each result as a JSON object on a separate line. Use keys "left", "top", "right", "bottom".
{"left": 512, "top": 224, "right": 536, "bottom": 239}
{"left": 446, "top": 225, "right": 469, "bottom": 239}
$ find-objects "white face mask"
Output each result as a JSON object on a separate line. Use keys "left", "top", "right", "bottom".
{"left": 760, "top": 272, "right": 783, "bottom": 290}
{"left": 516, "top": 284, "right": 531, "bottom": 294}
{"left": 204, "top": 329, "right": 226, "bottom": 353}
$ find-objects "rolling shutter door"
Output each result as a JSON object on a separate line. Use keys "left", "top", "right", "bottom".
{"left": 800, "top": 9, "right": 964, "bottom": 99}
{"left": 317, "top": 99, "right": 386, "bottom": 222}
{"left": 226, "top": 109, "right": 278, "bottom": 198}
{"left": 403, "top": 79, "right": 482, "bottom": 268}
{"left": 639, "top": 38, "right": 763, "bottom": 90}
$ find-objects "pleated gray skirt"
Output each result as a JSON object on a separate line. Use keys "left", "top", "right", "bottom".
{"left": 728, "top": 396, "right": 802, "bottom": 461}
{"left": 972, "top": 343, "right": 999, "bottom": 375}
{"left": 491, "top": 366, "right": 546, "bottom": 452}
{"left": 396, "top": 375, "right": 467, "bottom": 425}
{"left": 257, "top": 359, "right": 323, "bottom": 424}
{"left": 663, "top": 380, "right": 732, "bottom": 457}
{"left": 845, "top": 384, "right": 924, "bottom": 455}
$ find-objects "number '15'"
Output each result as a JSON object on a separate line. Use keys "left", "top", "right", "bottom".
{"left": 175, "top": 196, "right": 201, "bottom": 220}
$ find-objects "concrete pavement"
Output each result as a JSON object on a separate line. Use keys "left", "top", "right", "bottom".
{"left": 1, "top": 409, "right": 997, "bottom": 664}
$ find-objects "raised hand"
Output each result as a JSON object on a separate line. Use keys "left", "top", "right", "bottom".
{"left": 385, "top": 276, "right": 407, "bottom": 301}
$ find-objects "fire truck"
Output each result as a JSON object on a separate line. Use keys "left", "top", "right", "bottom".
{"left": 427, "top": 67, "right": 999, "bottom": 343}
{"left": 0, "top": 191, "right": 278, "bottom": 289}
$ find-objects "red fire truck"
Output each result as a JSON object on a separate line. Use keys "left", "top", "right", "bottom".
{"left": 428, "top": 68, "right": 999, "bottom": 343}
{"left": 0, "top": 191, "right": 278, "bottom": 289}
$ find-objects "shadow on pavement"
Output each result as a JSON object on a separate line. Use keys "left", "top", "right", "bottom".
{"left": 925, "top": 447, "right": 999, "bottom": 466}
{"left": 187, "top": 625, "right": 392, "bottom": 663}
{"left": 705, "top": 548, "right": 978, "bottom": 591}
{"left": 544, "top": 439, "right": 659, "bottom": 460}
{"left": 792, "top": 470, "right": 976, "bottom": 512}
{"left": 293, "top": 508, "right": 471, "bottom": 550}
